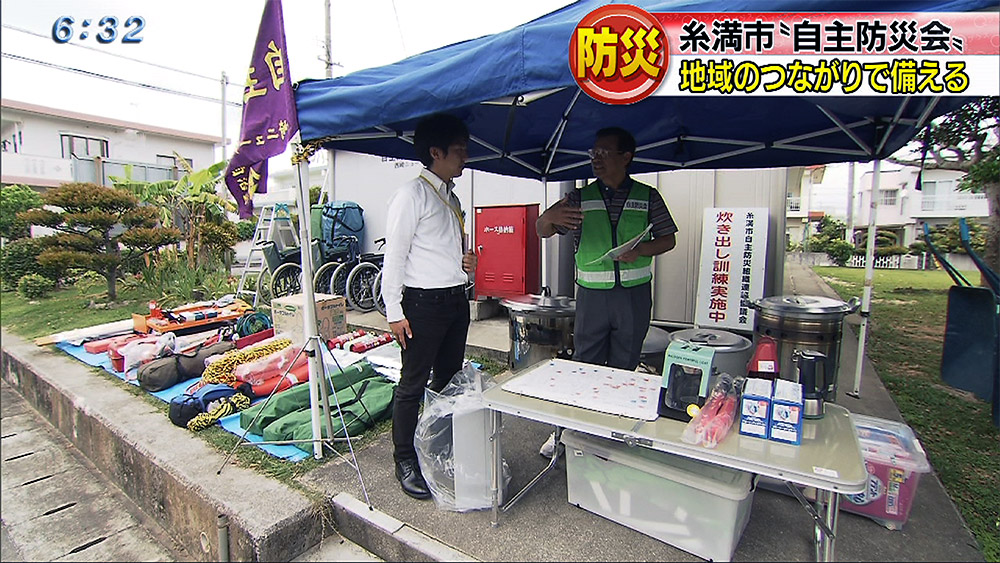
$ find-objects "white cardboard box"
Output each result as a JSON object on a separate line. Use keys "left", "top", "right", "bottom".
{"left": 561, "top": 430, "right": 754, "bottom": 562}
{"left": 740, "top": 378, "right": 773, "bottom": 439}
{"left": 270, "top": 293, "right": 347, "bottom": 345}
{"left": 770, "top": 379, "right": 804, "bottom": 445}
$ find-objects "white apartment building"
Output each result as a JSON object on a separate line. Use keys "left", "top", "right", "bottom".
{"left": 1, "top": 98, "right": 220, "bottom": 191}
{"left": 785, "top": 161, "right": 986, "bottom": 248}
{"left": 854, "top": 165, "right": 986, "bottom": 247}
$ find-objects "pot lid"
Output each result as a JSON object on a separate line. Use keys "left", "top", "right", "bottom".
{"left": 500, "top": 294, "right": 576, "bottom": 315}
{"left": 671, "top": 328, "right": 751, "bottom": 351}
{"left": 753, "top": 295, "right": 857, "bottom": 316}
{"left": 641, "top": 326, "right": 672, "bottom": 354}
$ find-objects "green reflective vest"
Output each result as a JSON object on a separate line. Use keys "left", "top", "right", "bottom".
{"left": 574, "top": 180, "right": 652, "bottom": 289}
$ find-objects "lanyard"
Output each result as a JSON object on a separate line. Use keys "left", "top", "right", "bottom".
{"left": 420, "top": 176, "right": 466, "bottom": 248}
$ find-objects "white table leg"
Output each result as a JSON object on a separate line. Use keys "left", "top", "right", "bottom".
{"left": 823, "top": 491, "right": 840, "bottom": 561}
{"left": 814, "top": 489, "right": 840, "bottom": 562}
{"left": 490, "top": 409, "right": 502, "bottom": 527}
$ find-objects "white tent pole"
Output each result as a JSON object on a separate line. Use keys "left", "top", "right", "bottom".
{"left": 849, "top": 159, "right": 881, "bottom": 398}
{"left": 293, "top": 145, "right": 324, "bottom": 459}
{"left": 323, "top": 0, "right": 338, "bottom": 203}
{"left": 845, "top": 161, "right": 855, "bottom": 242}
{"left": 540, "top": 178, "right": 548, "bottom": 292}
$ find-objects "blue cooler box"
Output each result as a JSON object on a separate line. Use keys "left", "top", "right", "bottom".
{"left": 561, "top": 430, "right": 755, "bottom": 562}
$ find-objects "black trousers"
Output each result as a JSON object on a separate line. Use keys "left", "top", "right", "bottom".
{"left": 392, "top": 286, "right": 470, "bottom": 462}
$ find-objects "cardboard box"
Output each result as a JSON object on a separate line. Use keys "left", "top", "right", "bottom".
{"left": 658, "top": 341, "right": 717, "bottom": 421}
{"left": 769, "top": 379, "right": 803, "bottom": 445}
{"left": 271, "top": 293, "right": 347, "bottom": 345}
{"left": 739, "top": 378, "right": 773, "bottom": 439}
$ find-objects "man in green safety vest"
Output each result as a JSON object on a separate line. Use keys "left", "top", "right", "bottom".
{"left": 537, "top": 126, "right": 678, "bottom": 371}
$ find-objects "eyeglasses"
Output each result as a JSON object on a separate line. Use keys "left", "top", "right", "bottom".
{"left": 587, "top": 148, "right": 625, "bottom": 160}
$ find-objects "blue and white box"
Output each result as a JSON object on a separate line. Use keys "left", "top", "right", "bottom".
{"left": 769, "top": 379, "right": 803, "bottom": 445}
{"left": 739, "top": 378, "right": 773, "bottom": 439}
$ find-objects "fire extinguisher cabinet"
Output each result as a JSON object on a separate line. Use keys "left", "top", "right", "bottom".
{"left": 474, "top": 204, "right": 541, "bottom": 299}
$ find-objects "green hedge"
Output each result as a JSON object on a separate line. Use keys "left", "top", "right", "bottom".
{"left": 17, "top": 273, "right": 55, "bottom": 299}
{"left": 0, "top": 237, "right": 61, "bottom": 290}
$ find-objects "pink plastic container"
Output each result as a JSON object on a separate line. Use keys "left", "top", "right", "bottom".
{"left": 842, "top": 414, "right": 931, "bottom": 530}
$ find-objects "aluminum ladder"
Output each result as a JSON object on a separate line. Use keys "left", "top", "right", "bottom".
{"left": 235, "top": 203, "right": 300, "bottom": 307}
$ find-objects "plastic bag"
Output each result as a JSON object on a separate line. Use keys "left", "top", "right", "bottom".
{"left": 414, "top": 362, "right": 511, "bottom": 512}
{"left": 122, "top": 333, "right": 177, "bottom": 373}
{"left": 234, "top": 345, "right": 305, "bottom": 385}
{"left": 681, "top": 373, "right": 741, "bottom": 449}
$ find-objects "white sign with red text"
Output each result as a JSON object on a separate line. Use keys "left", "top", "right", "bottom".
{"left": 695, "top": 208, "right": 768, "bottom": 331}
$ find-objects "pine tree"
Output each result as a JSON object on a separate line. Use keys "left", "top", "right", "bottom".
{"left": 19, "top": 182, "right": 180, "bottom": 300}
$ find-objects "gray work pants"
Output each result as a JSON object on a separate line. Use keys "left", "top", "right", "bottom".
{"left": 573, "top": 283, "right": 652, "bottom": 370}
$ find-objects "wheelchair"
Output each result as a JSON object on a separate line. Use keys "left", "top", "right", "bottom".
{"left": 259, "top": 234, "right": 364, "bottom": 302}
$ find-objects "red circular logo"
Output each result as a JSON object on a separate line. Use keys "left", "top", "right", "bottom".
{"left": 569, "top": 4, "right": 668, "bottom": 105}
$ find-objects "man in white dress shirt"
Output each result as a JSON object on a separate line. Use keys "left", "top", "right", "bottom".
{"left": 381, "top": 113, "right": 477, "bottom": 500}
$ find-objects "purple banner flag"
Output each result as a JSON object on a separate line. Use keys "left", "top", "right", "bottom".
{"left": 225, "top": 0, "right": 298, "bottom": 219}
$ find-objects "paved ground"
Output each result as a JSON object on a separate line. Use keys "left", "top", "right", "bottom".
{"left": 329, "top": 261, "right": 985, "bottom": 562}
{"left": 0, "top": 380, "right": 184, "bottom": 562}
{"left": 0, "top": 378, "right": 382, "bottom": 563}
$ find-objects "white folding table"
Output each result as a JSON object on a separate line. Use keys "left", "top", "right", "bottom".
{"left": 483, "top": 363, "right": 867, "bottom": 562}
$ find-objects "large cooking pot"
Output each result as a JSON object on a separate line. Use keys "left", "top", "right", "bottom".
{"left": 669, "top": 328, "right": 753, "bottom": 378}
{"left": 750, "top": 295, "right": 860, "bottom": 402}
{"left": 500, "top": 295, "right": 575, "bottom": 372}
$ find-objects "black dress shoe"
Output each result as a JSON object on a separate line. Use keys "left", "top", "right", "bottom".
{"left": 395, "top": 458, "right": 431, "bottom": 500}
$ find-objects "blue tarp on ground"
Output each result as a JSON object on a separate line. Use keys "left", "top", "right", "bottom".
{"left": 295, "top": 0, "right": 993, "bottom": 181}
{"left": 55, "top": 342, "right": 309, "bottom": 461}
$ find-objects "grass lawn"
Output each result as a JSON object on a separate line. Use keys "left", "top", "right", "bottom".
{"left": 815, "top": 266, "right": 999, "bottom": 562}
{"left": 0, "top": 284, "right": 151, "bottom": 340}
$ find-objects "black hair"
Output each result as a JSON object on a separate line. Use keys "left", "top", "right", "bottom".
{"left": 596, "top": 126, "right": 637, "bottom": 155}
{"left": 413, "top": 113, "right": 469, "bottom": 167}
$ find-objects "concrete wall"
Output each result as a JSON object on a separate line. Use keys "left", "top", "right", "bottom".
{"left": 276, "top": 152, "right": 799, "bottom": 326}
{"left": 786, "top": 251, "right": 837, "bottom": 267}
{"left": 0, "top": 331, "right": 326, "bottom": 562}
{"left": 647, "top": 167, "right": 796, "bottom": 325}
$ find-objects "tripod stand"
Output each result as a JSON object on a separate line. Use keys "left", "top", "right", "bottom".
{"left": 217, "top": 335, "right": 372, "bottom": 507}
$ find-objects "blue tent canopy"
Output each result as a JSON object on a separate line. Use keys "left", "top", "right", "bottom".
{"left": 294, "top": 0, "right": 993, "bottom": 180}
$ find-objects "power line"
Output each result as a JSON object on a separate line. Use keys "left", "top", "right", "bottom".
{"left": 389, "top": 0, "right": 408, "bottom": 56}
{"left": 1, "top": 52, "right": 244, "bottom": 108}
{"left": 1, "top": 23, "right": 244, "bottom": 89}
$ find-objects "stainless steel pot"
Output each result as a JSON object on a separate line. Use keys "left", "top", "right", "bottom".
{"left": 500, "top": 295, "right": 576, "bottom": 372}
{"left": 669, "top": 328, "right": 753, "bottom": 378}
{"left": 639, "top": 326, "right": 673, "bottom": 374}
{"left": 750, "top": 295, "right": 860, "bottom": 403}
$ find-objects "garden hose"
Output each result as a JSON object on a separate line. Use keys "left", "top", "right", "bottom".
{"left": 235, "top": 311, "right": 272, "bottom": 337}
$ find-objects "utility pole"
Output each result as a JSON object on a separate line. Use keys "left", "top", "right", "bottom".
{"left": 325, "top": 0, "right": 333, "bottom": 79}
{"left": 220, "top": 71, "right": 228, "bottom": 161}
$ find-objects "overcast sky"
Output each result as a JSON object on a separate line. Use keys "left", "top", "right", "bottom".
{"left": 1, "top": 0, "right": 573, "bottom": 166}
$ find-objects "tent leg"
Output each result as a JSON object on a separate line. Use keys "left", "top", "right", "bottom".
{"left": 540, "top": 179, "right": 548, "bottom": 290}
{"left": 293, "top": 150, "right": 326, "bottom": 459}
{"left": 849, "top": 159, "right": 881, "bottom": 399}
{"left": 217, "top": 338, "right": 314, "bottom": 473}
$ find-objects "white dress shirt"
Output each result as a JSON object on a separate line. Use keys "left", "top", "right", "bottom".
{"left": 381, "top": 169, "right": 468, "bottom": 323}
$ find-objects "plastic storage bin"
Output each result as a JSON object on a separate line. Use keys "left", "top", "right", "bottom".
{"left": 561, "top": 430, "right": 754, "bottom": 562}
{"left": 842, "top": 414, "right": 931, "bottom": 530}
